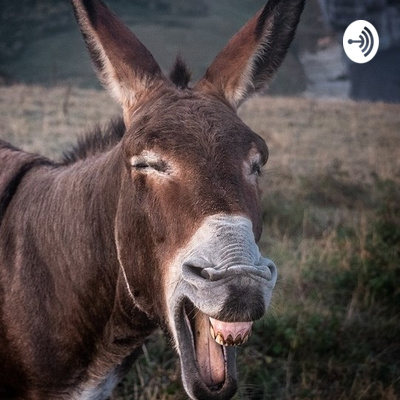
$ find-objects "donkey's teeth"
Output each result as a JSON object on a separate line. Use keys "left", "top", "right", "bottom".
{"left": 209, "top": 317, "right": 253, "bottom": 347}
{"left": 209, "top": 327, "right": 252, "bottom": 346}
{"left": 210, "top": 325, "right": 216, "bottom": 340}
{"left": 212, "top": 332, "right": 249, "bottom": 347}
{"left": 234, "top": 334, "right": 242, "bottom": 346}
{"left": 225, "top": 334, "right": 234, "bottom": 346}
{"left": 215, "top": 333, "right": 224, "bottom": 346}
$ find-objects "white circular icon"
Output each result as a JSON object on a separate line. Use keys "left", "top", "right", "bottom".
{"left": 343, "top": 20, "right": 379, "bottom": 64}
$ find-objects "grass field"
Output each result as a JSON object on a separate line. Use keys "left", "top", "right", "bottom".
{"left": 1, "top": 85, "right": 399, "bottom": 399}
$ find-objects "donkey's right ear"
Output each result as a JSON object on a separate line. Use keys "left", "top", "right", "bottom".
{"left": 71, "top": 0, "right": 167, "bottom": 124}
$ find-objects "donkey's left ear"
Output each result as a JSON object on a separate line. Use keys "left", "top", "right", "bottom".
{"left": 196, "top": 0, "right": 305, "bottom": 109}
{"left": 71, "top": 0, "right": 167, "bottom": 124}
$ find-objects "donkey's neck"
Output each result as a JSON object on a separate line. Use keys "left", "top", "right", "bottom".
{"left": 1, "top": 143, "right": 155, "bottom": 394}
{"left": 44, "top": 148, "right": 123, "bottom": 286}
{"left": 5, "top": 144, "right": 146, "bottom": 335}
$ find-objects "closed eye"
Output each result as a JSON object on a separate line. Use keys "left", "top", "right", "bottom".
{"left": 130, "top": 153, "right": 171, "bottom": 175}
{"left": 134, "top": 162, "right": 150, "bottom": 170}
{"left": 250, "top": 162, "right": 262, "bottom": 176}
{"left": 132, "top": 161, "right": 167, "bottom": 171}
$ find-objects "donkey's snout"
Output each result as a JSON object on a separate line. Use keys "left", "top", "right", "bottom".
{"left": 180, "top": 214, "right": 278, "bottom": 288}
{"left": 181, "top": 258, "right": 277, "bottom": 323}
{"left": 176, "top": 214, "right": 277, "bottom": 323}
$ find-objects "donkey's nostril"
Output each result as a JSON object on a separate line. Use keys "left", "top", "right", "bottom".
{"left": 200, "top": 269, "right": 211, "bottom": 279}
{"left": 182, "top": 263, "right": 209, "bottom": 281}
{"left": 182, "top": 262, "right": 229, "bottom": 282}
{"left": 182, "top": 254, "right": 277, "bottom": 284}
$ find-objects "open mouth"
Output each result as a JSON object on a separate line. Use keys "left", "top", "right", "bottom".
{"left": 176, "top": 300, "right": 253, "bottom": 398}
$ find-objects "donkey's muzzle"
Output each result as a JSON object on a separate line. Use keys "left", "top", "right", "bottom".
{"left": 179, "top": 214, "right": 277, "bottom": 322}
{"left": 182, "top": 262, "right": 276, "bottom": 322}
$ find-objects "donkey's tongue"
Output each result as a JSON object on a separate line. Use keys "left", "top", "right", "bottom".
{"left": 194, "top": 312, "right": 225, "bottom": 387}
{"left": 194, "top": 314, "right": 253, "bottom": 388}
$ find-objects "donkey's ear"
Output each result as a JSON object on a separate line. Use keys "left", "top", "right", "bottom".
{"left": 71, "top": 0, "right": 166, "bottom": 121}
{"left": 196, "top": 0, "right": 305, "bottom": 109}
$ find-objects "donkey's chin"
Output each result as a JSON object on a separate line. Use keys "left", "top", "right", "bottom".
{"left": 174, "top": 299, "right": 253, "bottom": 400}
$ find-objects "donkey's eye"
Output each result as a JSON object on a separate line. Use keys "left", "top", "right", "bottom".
{"left": 130, "top": 156, "right": 170, "bottom": 175}
{"left": 251, "top": 162, "right": 262, "bottom": 176}
{"left": 134, "top": 162, "right": 149, "bottom": 170}
{"left": 132, "top": 161, "right": 162, "bottom": 171}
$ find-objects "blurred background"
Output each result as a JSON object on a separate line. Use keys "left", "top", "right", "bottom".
{"left": 0, "top": 0, "right": 399, "bottom": 103}
{"left": 0, "top": 1, "right": 399, "bottom": 399}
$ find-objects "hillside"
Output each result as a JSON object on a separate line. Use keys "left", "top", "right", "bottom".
{"left": 0, "top": 0, "right": 327, "bottom": 93}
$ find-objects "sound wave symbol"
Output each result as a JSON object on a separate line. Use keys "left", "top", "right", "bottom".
{"left": 348, "top": 27, "right": 374, "bottom": 57}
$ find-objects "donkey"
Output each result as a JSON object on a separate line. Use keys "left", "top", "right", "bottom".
{"left": 0, "top": 0, "right": 305, "bottom": 398}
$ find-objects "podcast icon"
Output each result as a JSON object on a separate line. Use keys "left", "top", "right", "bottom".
{"left": 343, "top": 20, "right": 379, "bottom": 64}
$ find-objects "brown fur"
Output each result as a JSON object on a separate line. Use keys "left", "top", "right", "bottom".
{"left": 0, "top": 0, "right": 304, "bottom": 398}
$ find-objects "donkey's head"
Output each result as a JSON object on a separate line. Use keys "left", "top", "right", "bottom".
{"left": 72, "top": 0, "right": 304, "bottom": 398}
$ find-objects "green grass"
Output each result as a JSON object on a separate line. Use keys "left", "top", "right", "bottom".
{"left": 1, "top": 85, "right": 399, "bottom": 399}
{"left": 252, "top": 176, "right": 400, "bottom": 400}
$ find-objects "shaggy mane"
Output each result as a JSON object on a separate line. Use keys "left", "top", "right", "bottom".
{"left": 62, "top": 118, "right": 125, "bottom": 165}
{"left": 169, "top": 56, "right": 191, "bottom": 89}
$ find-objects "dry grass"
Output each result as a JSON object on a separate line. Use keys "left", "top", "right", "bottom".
{"left": 240, "top": 96, "right": 400, "bottom": 186}
{"left": 0, "top": 85, "right": 119, "bottom": 158}
{"left": 2, "top": 85, "right": 398, "bottom": 183}
{"left": 1, "top": 84, "right": 399, "bottom": 399}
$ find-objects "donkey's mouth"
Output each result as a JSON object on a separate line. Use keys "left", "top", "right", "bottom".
{"left": 177, "top": 300, "right": 252, "bottom": 398}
